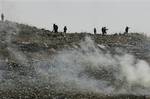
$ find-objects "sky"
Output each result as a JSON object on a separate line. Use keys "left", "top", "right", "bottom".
{"left": 0, "top": 0, "right": 150, "bottom": 34}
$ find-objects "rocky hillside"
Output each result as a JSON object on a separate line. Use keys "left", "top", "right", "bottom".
{"left": 13, "top": 21, "right": 150, "bottom": 62}
{"left": 0, "top": 21, "right": 150, "bottom": 99}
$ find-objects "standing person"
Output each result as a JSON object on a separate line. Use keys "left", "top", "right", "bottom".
{"left": 53, "top": 24, "right": 58, "bottom": 33}
{"left": 125, "top": 26, "right": 130, "bottom": 34}
{"left": 1, "top": 13, "right": 4, "bottom": 21}
{"left": 94, "top": 28, "right": 97, "bottom": 34}
{"left": 102, "top": 27, "right": 108, "bottom": 35}
{"left": 55, "top": 24, "right": 58, "bottom": 33}
{"left": 64, "top": 26, "right": 67, "bottom": 33}
{"left": 53, "top": 24, "right": 56, "bottom": 33}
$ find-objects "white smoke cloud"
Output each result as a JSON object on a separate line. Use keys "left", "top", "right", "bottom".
{"left": 120, "top": 56, "right": 150, "bottom": 87}
{"left": 34, "top": 36, "right": 150, "bottom": 95}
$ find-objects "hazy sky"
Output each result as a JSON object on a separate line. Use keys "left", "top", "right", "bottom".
{"left": 1, "top": 0, "right": 150, "bottom": 34}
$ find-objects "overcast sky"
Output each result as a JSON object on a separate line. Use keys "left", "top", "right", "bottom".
{"left": 1, "top": 0, "right": 150, "bottom": 34}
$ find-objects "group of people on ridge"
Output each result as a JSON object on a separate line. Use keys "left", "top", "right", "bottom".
{"left": 53, "top": 24, "right": 67, "bottom": 33}
{"left": 94, "top": 26, "right": 130, "bottom": 35}
{"left": 53, "top": 24, "right": 130, "bottom": 35}
{"left": 1, "top": 13, "right": 130, "bottom": 35}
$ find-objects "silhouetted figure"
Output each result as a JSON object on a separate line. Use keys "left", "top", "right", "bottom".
{"left": 125, "top": 26, "right": 130, "bottom": 34}
{"left": 53, "top": 24, "right": 58, "bottom": 33}
{"left": 1, "top": 13, "right": 4, "bottom": 21}
{"left": 94, "top": 28, "right": 97, "bottom": 34}
{"left": 64, "top": 26, "right": 67, "bottom": 33}
{"left": 53, "top": 24, "right": 56, "bottom": 32}
{"left": 102, "top": 27, "right": 108, "bottom": 35}
{"left": 55, "top": 25, "right": 58, "bottom": 33}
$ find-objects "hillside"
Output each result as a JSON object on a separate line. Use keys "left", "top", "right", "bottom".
{"left": 0, "top": 21, "right": 150, "bottom": 99}
{"left": 11, "top": 21, "right": 150, "bottom": 62}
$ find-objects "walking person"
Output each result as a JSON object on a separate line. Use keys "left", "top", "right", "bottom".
{"left": 125, "top": 26, "right": 130, "bottom": 34}
{"left": 53, "top": 24, "right": 56, "bottom": 33}
{"left": 53, "top": 24, "right": 58, "bottom": 33}
{"left": 1, "top": 13, "right": 4, "bottom": 21}
{"left": 64, "top": 26, "right": 67, "bottom": 33}
{"left": 94, "top": 28, "right": 97, "bottom": 34}
{"left": 102, "top": 27, "right": 108, "bottom": 35}
{"left": 55, "top": 24, "right": 58, "bottom": 33}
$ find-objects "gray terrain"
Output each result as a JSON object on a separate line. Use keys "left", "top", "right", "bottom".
{"left": 0, "top": 21, "right": 150, "bottom": 99}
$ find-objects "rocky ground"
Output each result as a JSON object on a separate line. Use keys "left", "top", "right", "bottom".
{"left": 0, "top": 21, "right": 150, "bottom": 99}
